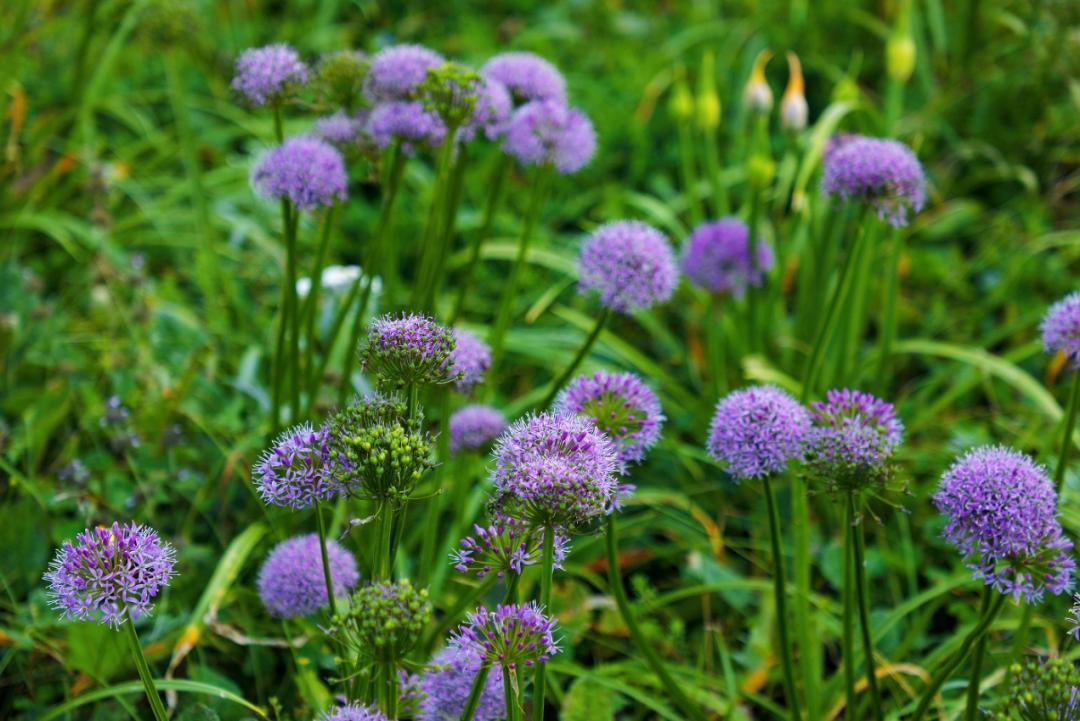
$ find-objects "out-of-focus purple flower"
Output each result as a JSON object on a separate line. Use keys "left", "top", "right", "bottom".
{"left": 452, "top": 602, "right": 559, "bottom": 670}
{"left": 313, "top": 111, "right": 366, "bottom": 147}
{"left": 492, "top": 412, "right": 619, "bottom": 529}
{"left": 317, "top": 703, "right": 388, "bottom": 721}
{"left": 44, "top": 522, "right": 176, "bottom": 627}
{"left": 503, "top": 100, "right": 595, "bottom": 174}
{"left": 418, "top": 640, "right": 505, "bottom": 721}
{"left": 337, "top": 579, "right": 432, "bottom": 662}
{"left": 363, "top": 44, "right": 445, "bottom": 102}
{"left": 806, "top": 388, "right": 903, "bottom": 490}
{"left": 681, "top": 217, "right": 774, "bottom": 298}
{"left": 707, "top": 385, "right": 810, "bottom": 481}
{"left": 821, "top": 135, "right": 927, "bottom": 226}
{"left": 449, "top": 329, "right": 491, "bottom": 393}
{"left": 253, "top": 422, "right": 339, "bottom": 509}
{"left": 256, "top": 534, "right": 359, "bottom": 618}
{"left": 58, "top": 459, "right": 90, "bottom": 486}
{"left": 577, "top": 220, "right": 678, "bottom": 314}
{"left": 482, "top": 52, "right": 566, "bottom": 105}
{"left": 365, "top": 313, "right": 457, "bottom": 387}
{"left": 935, "top": 446, "right": 1075, "bottom": 603}
{"left": 822, "top": 132, "right": 862, "bottom": 166}
{"left": 449, "top": 405, "right": 508, "bottom": 455}
{"left": 452, "top": 516, "right": 567, "bottom": 579}
{"left": 554, "top": 371, "right": 664, "bottom": 469}
{"left": 367, "top": 100, "right": 447, "bottom": 153}
{"left": 101, "top": 395, "right": 130, "bottom": 426}
{"left": 1042, "top": 291, "right": 1080, "bottom": 370}
{"left": 252, "top": 136, "right": 348, "bottom": 211}
{"left": 458, "top": 78, "right": 512, "bottom": 143}
{"left": 232, "top": 44, "right": 310, "bottom": 106}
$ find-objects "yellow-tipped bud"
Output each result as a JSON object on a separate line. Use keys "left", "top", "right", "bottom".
{"left": 780, "top": 51, "right": 808, "bottom": 132}
{"left": 670, "top": 67, "right": 694, "bottom": 121}
{"left": 886, "top": 33, "right": 916, "bottom": 84}
{"left": 743, "top": 49, "right": 774, "bottom": 114}
{"left": 696, "top": 50, "right": 721, "bottom": 131}
{"left": 832, "top": 74, "right": 860, "bottom": 103}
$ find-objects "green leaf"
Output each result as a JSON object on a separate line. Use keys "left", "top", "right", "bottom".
{"left": 39, "top": 679, "right": 269, "bottom": 720}
{"left": 562, "top": 676, "right": 619, "bottom": 721}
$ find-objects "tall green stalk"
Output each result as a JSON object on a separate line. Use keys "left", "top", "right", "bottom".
{"left": 849, "top": 493, "right": 883, "bottom": 721}
{"left": 303, "top": 206, "right": 337, "bottom": 406}
{"left": 964, "top": 595, "right": 991, "bottom": 721}
{"left": 706, "top": 295, "right": 728, "bottom": 398}
{"left": 763, "top": 475, "right": 803, "bottom": 721}
{"left": 413, "top": 132, "right": 459, "bottom": 311}
{"left": 538, "top": 307, "right": 611, "bottom": 409}
{"left": 419, "top": 390, "right": 452, "bottom": 582}
{"left": 842, "top": 498, "right": 857, "bottom": 721}
{"left": 531, "top": 527, "right": 555, "bottom": 721}
{"left": 1054, "top": 371, "right": 1080, "bottom": 494}
{"left": 285, "top": 207, "right": 301, "bottom": 422}
{"left": 451, "top": 154, "right": 510, "bottom": 325}
{"left": 459, "top": 664, "right": 493, "bottom": 721}
{"left": 874, "top": 228, "right": 903, "bottom": 393}
{"left": 504, "top": 667, "right": 520, "bottom": 721}
{"left": 122, "top": 614, "right": 169, "bottom": 721}
{"left": 313, "top": 499, "right": 338, "bottom": 619}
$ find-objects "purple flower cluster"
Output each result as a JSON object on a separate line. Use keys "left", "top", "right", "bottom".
{"left": 681, "top": 218, "right": 774, "bottom": 298}
{"left": 707, "top": 385, "right": 811, "bottom": 481}
{"left": 492, "top": 412, "right": 619, "bottom": 529}
{"left": 450, "top": 329, "right": 491, "bottom": 393}
{"left": 232, "top": 44, "right": 309, "bottom": 106}
{"left": 317, "top": 704, "right": 388, "bottom": 721}
{"left": 1042, "top": 291, "right": 1080, "bottom": 370}
{"left": 453, "top": 602, "right": 559, "bottom": 669}
{"left": 458, "top": 78, "right": 512, "bottom": 143}
{"left": 256, "top": 534, "right": 359, "bottom": 618}
{"left": 554, "top": 370, "right": 664, "bottom": 469}
{"left": 365, "top": 313, "right": 457, "bottom": 387}
{"left": 313, "top": 111, "right": 366, "bottom": 148}
{"left": 935, "top": 446, "right": 1075, "bottom": 602}
{"left": 482, "top": 52, "right": 567, "bottom": 105}
{"left": 821, "top": 135, "right": 927, "bottom": 226}
{"left": 251, "top": 136, "right": 348, "bottom": 211}
{"left": 418, "top": 641, "right": 505, "bottom": 721}
{"left": 577, "top": 221, "right": 678, "bottom": 314}
{"left": 503, "top": 99, "right": 596, "bottom": 174}
{"left": 253, "top": 423, "right": 338, "bottom": 509}
{"left": 452, "top": 516, "right": 566, "bottom": 579}
{"left": 449, "top": 405, "right": 508, "bottom": 454}
{"left": 366, "top": 100, "right": 447, "bottom": 153}
{"left": 806, "top": 388, "right": 903, "bottom": 489}
{"left": 44, "top": 522, "right": 176, "bottom": 627}
{"left": 363, "top": 44, "right": 445, "bottom": 102}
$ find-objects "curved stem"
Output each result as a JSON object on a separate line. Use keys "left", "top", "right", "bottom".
{"left": 605, "top": 515, "right": 710, "bottom": 721}
{"left": 451, "top": 155, "right": 511, "bottom": 325}
{"left": 964, "top": 600, "right": 990, "bottom": 721}
{"left": 459, "top": 663, "right": 492, "bottom": 721}
{"left": 420, "top": 575, "right": 499, "bottom": 656}
{"left": 313, "top": 499, "right": 338, "bottom": 619}
{"left": 849, "top": 494, "right": 883, "bottom": 721}
{"left": 763, "top": 475, "right": 803, "bottom": 721}
{"left": 539, "top": 307, "right": 611, "bottom": 409}
{"left": 531, "top": 527, "right": 555, "bottom": 721}
{"left": 122, "top": 614, "right": 169, "bottom": 721}
{"left": 1054, "top": 371, "right": 1080, "bottom": 494}
{"left": 842, "top": 495, "right": 857, "bottom": 721}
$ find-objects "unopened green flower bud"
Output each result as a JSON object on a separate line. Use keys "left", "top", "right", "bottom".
{"left": 743, "top": 49, "right": 774, "bottom": 115}
{"left": 670, "top": 70, "right": 694, "bottom": 121}
{"left": 886, "top": 33, "right": 916, "bottom": 84}
{"left": 746, "top": 154, "right": 776, "bottom": 190}
{"left": 780, "top": 51, "right": 808, "bottom": 132}
{"left": 696, "top": 51, "right": 721, "bottom": 131}
{"left": 419, "top": 62, "right": 481, "bottom": 129}
{"left": 317, "top": 50, "right": 368, "bottom": 111}
{"left": 335, "top": 579, "right": 432, "bottom": 663}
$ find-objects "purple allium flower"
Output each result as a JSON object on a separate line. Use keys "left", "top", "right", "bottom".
{"left": 337, "top": 579, "right": 432, "bottom": 662}
{"left": 101, "top": 395, "right": 130, "bottom": 426}
{"left": 492, "top": 412, "right": 619, "bottom": 529}
{"left": 482, "top": 52, "right": 567, "bottom": 105}
{"left": 363, "top": 44, "right": 445, "bottom": 102}
{"left": 577, "top": 220, "right": 678, "bottom": 314}
{"left": 707, "top": 385, "right": 811, "bottom": 481}
{"left": 366, "top": 100, "right": 447, "bottom": 153}
{"left": 452, "top": 602, "right": 560, "bottom": 670}
{"left": 253, "top": 423, "right": 339, "bottom": 509}
{"left": 503, "top": 100, "right": 596, "bottom": 174}
{"left": 44, "top": 522, "right": 176, "bottom": 627}
{"left": 1041, "top": 291, "right": 1080, "bottom": 370}
{"left": 681, "top": 217, "right": 775, "bottom": 298}
{"left": 317, "top": 703, "right": 389, "bottom": 721}
{"left": 418, "top": 641, "right": 505, "bottom": 721}
{"left": 806, "top": 388, "right": 904, "bottom": 490}
{"left": 821, "top": 135, "right": 927, "bottom": 226}
{"left": 554, "top": 371, "right": 664, "bottom": 469}
{"left": 251, "top": 136, "right": 348, "bottom": 211}
{"left": 449, "top": 405, "right": 508, "bottom": 455}
{"left": 450, "top": 329, "right": 491, "bottom": 393}
{"left": 313, "top": 111, "right": 366, "bottom": 147}
{"left": 935, "top": 446, "right": 1076, "bottom": 603}
{"left": 452, "top": 516, "right": 567, "bottom": 579}
{"left": 256, "top": 534, "right": 359, "bottom": 618}
{"left": 365, "top": 313, "right": 457, "bottom": 387}
{"left": 458, "top": 78, "right": 512, "bottom": 143}
{"left": 822, "top": 132, "right": 862, "bottom": 166}
{"left": 232, "top": 44, "right": 310, "bottom": 107}
{"left": 58, "top": 459, "right": 90, "bottom": 486}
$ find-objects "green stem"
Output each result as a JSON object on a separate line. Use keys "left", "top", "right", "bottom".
{"left": 702, "top": 127, "right": 729, "bottom": 216}
{"left": 874, "top": 229, "right": 902, "bottom": 393}
{"left": 539, "top": 307, "right": 611, "bottom": 409}
{"left": 313, "top": 499, "right": 338, "bottom": 619}
{"left": 605, "top": 515, "right": 710, "bottom": 721}
{"left": 420, "top": 391, "right": 452, "bottom": 583}
{"left": 842, "top": 495, "right": 856, "bottom": 721}
{"left": 459, "top": 664, "right": 492, "bottom": 721}
{"left": 420, "top": 575, "right": 499, "bottom": 656}
{"left": 303, "top": 206, "right": 337, "bottom": 404}
{"left": 378, "top": 503, "right": 396, "bottom": 580}
{"left": 504, "top": 666, "right": 520, "bottom": 721}
{"left": 285, "top": 206, "right": 301, "bottom": 423}
{"left": 849, "top": 494, "right": 883, "bottom": 721}
{"left": 531, "top": 527, "right": 555, "bottom": 721}
{"left": 677, "top": 122, "right": 703, "bottom": 226}
{"left": 382, "top": 660, "right": 399, "bottom": 718}
{"left": 745, "top": 189, "right": 763, "bottom": 353}
{"left": 451, "top": 154, "right": 510, "bottom": 325}
{"left": 706, "top": 295, "right": 727, "bottom": 398}
{"left": 1054, "top": 371, "right": 1080, "bottom": 494}
{"left": 422, "top": 140, "right": 469, "bottom": 313}
{"left": 414, "top": 131, "right": 459, "bottom": 311}
{"left": 964, "top": 596, "right": 991, "bottom": 721}
{"left": 763, "top": 475, "right": 803, "bottom": 721}
{"left": 122, "top": 614, "right": 169, "bottom": 721}
{"left": 307, "top": 278, "right": 360, "bottom": 414}
{"left": 269, "top": 98, "right": 287, "bottom": 432}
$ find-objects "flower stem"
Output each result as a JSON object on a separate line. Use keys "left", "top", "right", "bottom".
{"left": 745, "top": 188, "right": 763, "bottom": 353}
{"left": 763, "top": 475, "right": 803, "bottom": 721}
{"left": 459, "top": 664, "right": 492, "bottom": 721}
{"left": 504, "top": 666, "right": 520, "bottom": 721}
{"left": 531, "top": 526, "right": 555, "bottom": 721}
{"left": 381, "top": 660, "right": 399, "bottom": 718}
{"left": 419, "top": 390, "right": 452, "bottom": 583}
{"left": 303, "top": 205, "right": 337, "bottom": 404}
{"left": 842, "top": 494, "right": 857, "bottom": 721}
{"left": 964, "top": 594, "right": 991, "bottom": 721}
{"left": 706, "top": 295, "right": 727, "bottom": 398}
{"left": 285, "top": 205, "right": 301, "bottom": 422}
{"left": 122, "top": 614, "right": 169, "bottom": 721}
{"left": 313, "top": 499, "right": 338, "bottom": 619}
{"left": 539, "top": 307, "right": 611, "bottom": 409}
{"left": 451, "top": 154, "right": 510, "bottom": 326}
{"left": 420, "top": 575, "right": 498, "bottom": 656}
{"left": 849, "top": 493, "right": 883, "bottom": 721}
{"left": 605, "top": 514, "right": 710, "bottom": 721}
{"left": 874, "top": 228, "right": 903, "bottom": 393}
{"left": 1054, "top": 371, "right": 1080, "bottom": 494}
{"left": 414, "top": 131, "right": 459, "bottom": 312}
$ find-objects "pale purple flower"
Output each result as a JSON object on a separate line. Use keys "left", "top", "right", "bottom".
{"left": 458, "top": 78, "right": 512, "bottom": 143}
{"left": 313, "top": 111, "right": 366, "bottom": 147}
{"left": 256, "top": 534, "right": 359, "bottom": 618}
{"left": 1042, "top": 291, "right": 1080, "bottom": 370}
{"left": 503, "top": 100, "right": 595, "bottom": 174}
{"left": 821, "top": 135, "right": 927, "bottom": 226}
{"left": 482, "top": 52, "right": 566, "bottom": 105}
{"left": 365, "top": 313, "right": 457, "bottom": 387}
{"left": 452, "top": 516, "right": 567, "bottom": 579}
{"left": 806, "top": 388, "right": 903, "bottom": 489}
{"left": 452, "top": 602, "right": 559, "bottom": 670}
{"left": 449, "top": 405, "right": 507, "bottom": 455}
{"left": 318, "top": 704, "right": 388, "bottom": 721}
{"left": 364, "top": 44, "right": 444, "bottom": 102}
{"left": 232, "top": 44, "right": 309, "bottom": 106}
{"left": 367, "top": 100, "right": 447, "bottom": 152}
{"left": 707, "top": 385, "right": 811, "bottom": 481}
{"left": 577, "top": 220, "right": 678, "bottom": 314}
{"left": 251, "top": 136, "right": 348, "bottom": 210}
{"left": 253, "top": 423, "right": 339, "bottom": 509}
{"left": 418, "top": 641, "right": 505, "bottom": 721}
{"left": 681, "top": 217, "right": 774, "bottom": 298}
{"left": 449, "top": 329, "right": 491, "bottom": 393}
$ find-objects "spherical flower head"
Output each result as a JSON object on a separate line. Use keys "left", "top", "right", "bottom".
{"left": 251, "top": 136, "right": 348, "bottom": 211}
{"left": 806, "top": 388, "right": 904, "bottom": 490}
{"left": 367, "top": 100, "right": 447, "bottom": 154}
{"left": 450, "top": 329, "right": 491, "bottom": 393}
{"left": 453, "top": 602, "right": 559, "bottom": 670}
{"left": 503, "top": 100, "right": 596, "bottom": 174}
{"left": 256, "top": 533, "right": 359, "bottom": 618}
{"left": 681, "top": 217, "right": 774, "bottom": 298}
{"left": 317, "top": 703, "right": 388, "bottom": 721}
{"left": 326, "top": 393, "right": 435, "bottom": 503}
{"left": 458, "top": 78, "right": 512, "bottom": 143}
{"left": 418, "top": 63, "right": 481, "bottom": 129}
{"left": 364, "top": 44, "right": 445, "bottom": 102}
{"left": 1041, "top": 291, "right": 1080, "bottom": 370}
{"left": 577, "top": 220, "right": 678, "bottom": 314}
{"left": 364, "top": 313, "right": 458, "bottom": 388}
{"left": 313, "top": 111, "right": 366, "bottom": 148}
{"left": 232, "top": 44, "right": 309, "bottom": 107}
{"left": 418, "top": 641, "right": 505, "bottom": 721}
{"left": 821, "top": 135, "right": 927, "bottom": 226}
{"left": 1000, "top": 656, "right": 1080, "bottom": 721}
{"left": 449, "top": 405, "right": 508, "bottom": 455}
{"left": 452, "top": 516, "right": 567, "bottom": 580}
{"left": 707, "top": 385, "right": 810, "bottom": 482}
{"left": 253, "top": 422, "right": 339, "bottom": 509}
{"left": 317, "top": 50, "right": 368, "bottom": 110}
{"left": 935, "top": 446, "right": 1076, "bottom": 602}
{"left": 44, "top": 522, "right": 176, "bottom": 627}
{"left": 492, "top": 412, "right": 619, "bottom": 530}
{"left": 338, "top": 579, "right": 432, "bottom": 662}
{"left": 482, "top": 52, "right": 567, "bottom": 105}
{"left": 554, "top": 371, "right": 664, "bottom": 469}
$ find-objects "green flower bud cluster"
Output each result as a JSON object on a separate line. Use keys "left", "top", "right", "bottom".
{"left": 318, "top": 50, "right": 368, "bottom": 112}
{"left": 993, "top": 656, "right": 1080, "bottom": 721}
{"left": 336, "top": 579, "right": 432, "bottom": 663}
{"left": 419, "top": 62, "right": 481, "bottom": 129}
